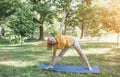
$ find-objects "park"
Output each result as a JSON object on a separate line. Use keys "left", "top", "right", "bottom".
{"left": 0, "top": 0, "right": 120, "bottom": 77}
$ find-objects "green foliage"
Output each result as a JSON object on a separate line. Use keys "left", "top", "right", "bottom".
{"left": 31, "top": 0, "right": 57, "bottom": 40}
{"left": 46, "top": 25, "right": 57, "bottom": 36}
{"left": 5, "top": 2, "right": 38, "bottom": 44}
{"left": 56, "top": 0, "right": 72, "bottom": 11}
{"left": 32, "top": 0, "right": 56, "bottom": 24}
{"left": 1, "top": 0, "right": 120, "bottom": 42}
{"left": 65, "top": 2, "right": 102, "bottom": 37}
{"left": 0, "top": 0, "right": 21, "bottom": 21}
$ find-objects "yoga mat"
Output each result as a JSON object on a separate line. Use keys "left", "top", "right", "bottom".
{"left": 38, "top": 64, "right": 100, "bottom": 73}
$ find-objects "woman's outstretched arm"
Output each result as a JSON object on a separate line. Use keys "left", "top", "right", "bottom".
{"left": 58, "top": 12, "right": 67, "bottom": 34}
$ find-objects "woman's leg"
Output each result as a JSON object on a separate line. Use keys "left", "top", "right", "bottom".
{"left": 73, "top": 39, "right": 92, "bottom": 70}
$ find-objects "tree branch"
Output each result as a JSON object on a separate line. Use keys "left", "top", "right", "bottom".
{"left": 33, "top": 18, "right": 41, "bottom": 23}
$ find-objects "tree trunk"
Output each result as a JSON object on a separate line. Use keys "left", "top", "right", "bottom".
{"left": 39, "top": 25, "right": 44, "bottom": 40}
{"left": 117, "top": 32, "right": 119, "bottom": 46}
{"left": 80, "top": 21, "right": 84, "bottom": 39}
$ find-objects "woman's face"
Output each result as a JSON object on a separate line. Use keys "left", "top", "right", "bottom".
{"left": 48, "top": 37, "right": 56, "bottom": 45}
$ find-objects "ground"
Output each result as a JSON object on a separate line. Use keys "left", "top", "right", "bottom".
{"left": 0, "top": 38, "right": 120, "bottom": 77}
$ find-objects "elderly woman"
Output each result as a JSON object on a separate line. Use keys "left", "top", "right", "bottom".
{"left": 46, "top": 12, "right": 92, "bottom": 70}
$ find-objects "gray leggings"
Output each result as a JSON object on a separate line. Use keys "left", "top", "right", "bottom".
{"left": 73, "top": 38, "right": 80, "bottom": 47}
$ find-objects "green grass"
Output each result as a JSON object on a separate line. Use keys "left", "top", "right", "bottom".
{"left": 0, "top": 39, "right": 120, "bottom": 77}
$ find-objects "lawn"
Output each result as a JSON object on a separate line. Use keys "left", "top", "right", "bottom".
{"left": 0, "top": 39, "right": 120, "bottom": 77}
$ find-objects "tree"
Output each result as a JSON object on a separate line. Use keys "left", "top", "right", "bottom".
{"left": 99, "top": 0, "right": 120, "bottom": 45}
{"left": 70, "top": 0, "right": 101, "bottom": 39}
{"left": 6, "top": 2, "right": 38, "bottom": 44}
{"left": 32, "top": 0, "right": 56, "bottom": 40}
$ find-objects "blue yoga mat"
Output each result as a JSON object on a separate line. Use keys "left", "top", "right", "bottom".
{"left": 38, "top": 64, "right": 100, "bottom": 73}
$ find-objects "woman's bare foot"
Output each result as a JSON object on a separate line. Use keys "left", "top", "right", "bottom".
{"left": 88, "top": 66, "right": 92, "bottom": 71}
{"left": 45, "top": 65, "right": 54, "bottom": 69}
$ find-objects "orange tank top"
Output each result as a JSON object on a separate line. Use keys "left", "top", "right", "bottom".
{"left": 53, "top": 33, "right": 74, "bottom": 51}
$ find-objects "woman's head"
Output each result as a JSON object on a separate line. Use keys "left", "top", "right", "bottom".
{"left": 47, "top": 37, "right": 57, "bottom": 50}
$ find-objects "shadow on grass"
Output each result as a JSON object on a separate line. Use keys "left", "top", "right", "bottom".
{"left": 0, "top": 38, "right": 10, "bottom": 45}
